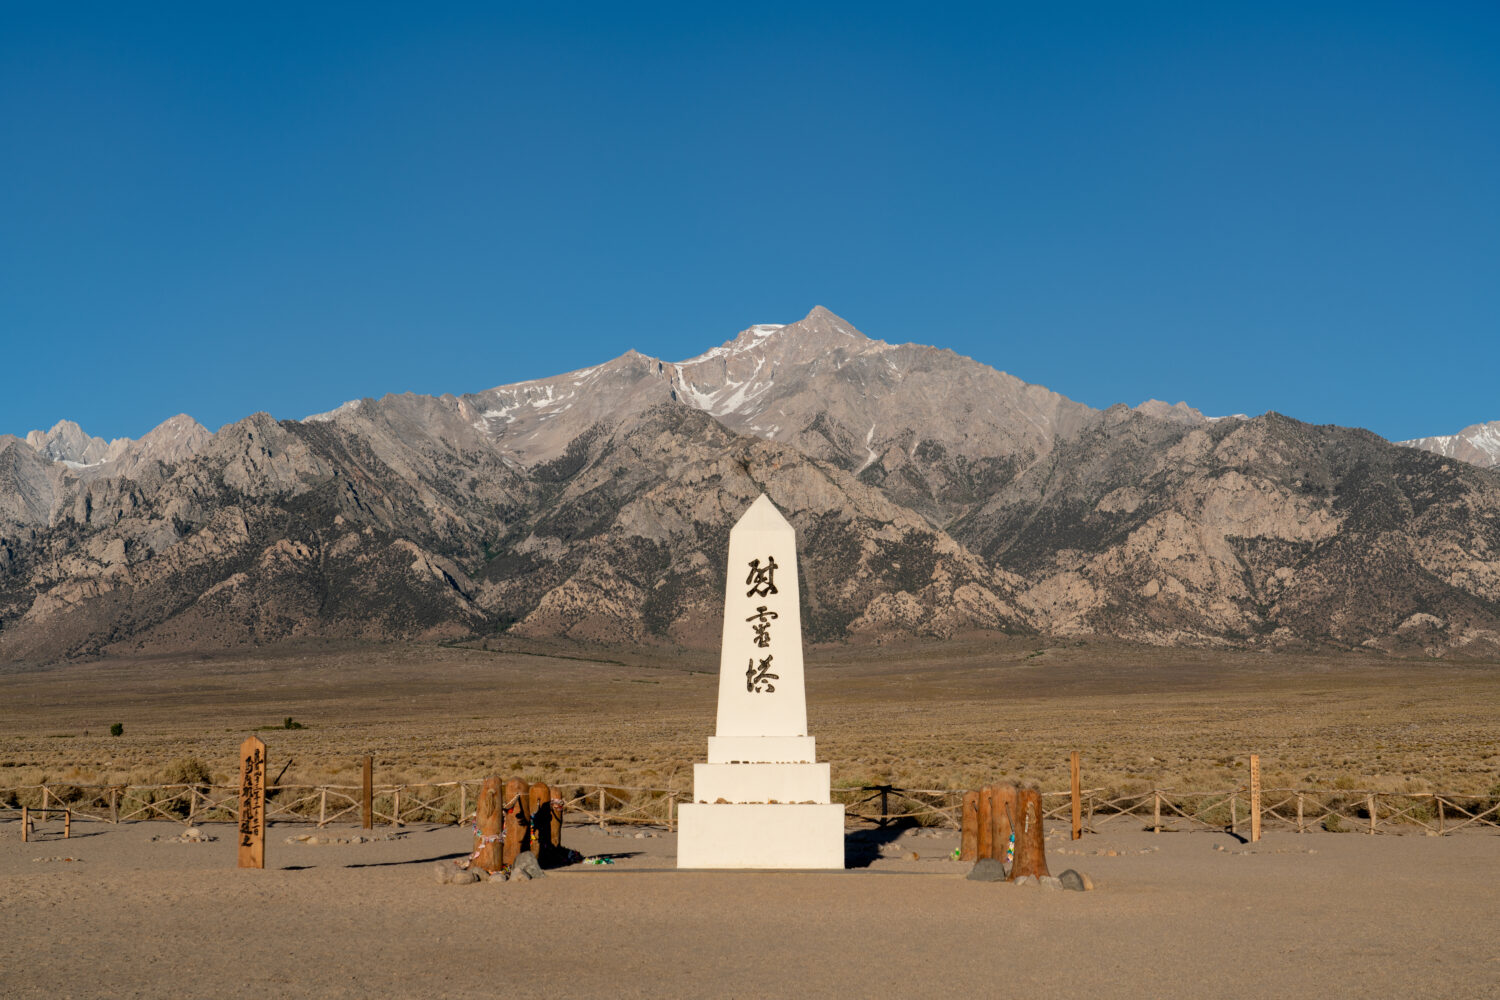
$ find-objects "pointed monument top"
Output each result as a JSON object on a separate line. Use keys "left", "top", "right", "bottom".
{"left": 735, "top": 494, "right": 792, "bottom": 533}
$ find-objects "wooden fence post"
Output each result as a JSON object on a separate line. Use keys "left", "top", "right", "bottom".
{"left": 318, "top": 788, "right": 327, "bottom": 828}
{"left": 472, "top": 777, "right": 504, "bottom": 873}
{"left": 991, "top": 784, "right": 1017, "bottom": 866}
{"left": 110, "top": 787, "right": 118, "bottom": 825}
{"left": 1229, "top": 791, "right": 1238, "bottom": 835}
{"left": 41, "top": 785, "right": 50, "bottom": 812}
{"left": 667, "top": 792, "right": 676, "bottom": 833}
{"left": 458, "top": 783, "right": 467, "bottom": 826}
{"left": 1367, "top": 794, "right": 1376, "bottom": 835}
{"left": 361, "top": 756, "right": 372, "bottom": 830}
{"left": 391, "top": 787, "right": 401, "bottom": 827}
{"left": 977, "top": 786, "right": 994, "bottom": 860}
{"left": 1436, "top": 795, "right": 1444, "bottom": 835}
{"left": 1153, "top": 790, "right": 1161, "bottom": 834}
{"left": 959, "top": 790, "right": 979, "bottom": 862}
{"left": 21, "top": 805, "right": 28, "bottom": 843}
{"left": 1296, "top": 792, "right": 1304, "bottom": 833}
{"left": 1009, "top": 787, "right": 1050, "bottom": 880}
{"left": 549, "top": 785, "right": 564, "bottom": 851}
{"left": 1070, "top": 752, "right": 1082, "bottom": 841}
{"left": 1249, "top": 754, "right": 1261, "bottom": 843}
{"left": 503, "top": 778, "right": 529, "bottom": 867}
{"left": 598, "top": 787, "right": 606, "bottom": 831}
{"left": 64, "top": 809, "right": 71, "bottom": 839}
{"left": 528, "top": 782, "right": 549, "bottom": 854}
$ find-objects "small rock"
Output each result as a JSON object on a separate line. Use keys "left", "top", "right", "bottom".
{"left": 1058, "top": 869, "right": 1092, "bottom": 891}
{"left": 965, "top": 859, "right": 1006, "bottom": 882}
{"left": 1105, "top": 849, "right": 1117, "bottom": 856}
{"left": 184, "top": 827, "right": 202, "bottom": 839}
{"left": 450, "top": 869, "right": 479, "bottom": 885}
{"left": 635, "top": 832, "right": 647, "bottom": 839}
{"left": 908, "top": 852, "right": 920, "bottom": 861}
{"left": 1039, "top": 875, "right": 1062, "bottom": 890}
{"left": 306, "top": 836, "right": 320, "bottom": 845}
{"left": 511, "top": 851, "right": 545, "bottom": 880}
{"left": 432, "top": 862, "right": 454, "bottom": 885}
{"left": 1013, "top": 874, "right": 1040, "bottom": 887}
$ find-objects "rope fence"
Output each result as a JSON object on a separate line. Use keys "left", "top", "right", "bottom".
{"left": 2, "top": 780, "right": 1496, "bottom": 835}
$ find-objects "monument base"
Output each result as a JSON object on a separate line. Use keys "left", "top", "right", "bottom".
{"left": 676, "top": 803, "right": 846, "bottom": 869}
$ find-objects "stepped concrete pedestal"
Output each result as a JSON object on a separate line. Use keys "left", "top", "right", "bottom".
{"left": 677, "top": 495, "right": 845, "bottom": 869}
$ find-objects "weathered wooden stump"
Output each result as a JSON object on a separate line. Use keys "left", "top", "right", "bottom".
{"left": 528, "top": 781, "right": 551, "bottom": 855}
{"left": 960, "top": 791, "right": 979, "bottom": 861}
{"left": 1009, "top": 785, "right": 1050, "bottom": 880}
{"left": 548, "top": 784, "right": 565, "bottom": 854}
{"left": 989, "top": 783, "right": 1017, "bottom": 868}
{"left": 472, "top": 777, "right": 505, "bottom": 873}
{"left": 502, "top": 777, "right": 529, "bottom": 868}
{"left": 977, "top": 785, "right": 995, "bottom": 860}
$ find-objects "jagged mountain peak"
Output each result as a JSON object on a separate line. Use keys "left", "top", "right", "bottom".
{"left": 1400, "top": 419, "right": 1500, "bottom": 469}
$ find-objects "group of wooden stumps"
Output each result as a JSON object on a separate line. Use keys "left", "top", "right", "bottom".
{"left": 465, "top": 777, "right": 567, "bottom": 874}
{"left": 959, "top": 783, "right": 1050, "bottom": 879}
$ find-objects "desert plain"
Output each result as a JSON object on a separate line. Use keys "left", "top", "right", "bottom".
{"left": 3, "top": 637, "right": 1499, "bottom": 998}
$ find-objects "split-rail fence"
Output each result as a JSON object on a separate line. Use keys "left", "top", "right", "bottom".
{"left": 3, "top": 781, "right": 1496, "bottom": 837}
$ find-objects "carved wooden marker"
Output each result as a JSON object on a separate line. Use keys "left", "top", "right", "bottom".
{"left": 237, "top": 736, "right": 266, "bottom": 869}
{"left": 361, "top": 755, "right": 373, "bottom": 830}
{"left": 990, "top": 783, "right": 1017, "bottom": 866}
{"left": 1009, "top": 786, "right": 1049, "bottom": 880}
{"left": 472, "top": 777, "right": 505, "bottom": 873}
{"left": 1249, "top": 754, "right": 1262, "bottom": 843}
{"left": 502, "top": 777, "right": 528, "bottom": 868}
{"left": 959, "top": 791, "right": 979, "bottom": 861}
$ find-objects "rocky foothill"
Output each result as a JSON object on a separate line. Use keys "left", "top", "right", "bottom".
{"left": 3, "top": 307, "right": 1499, "bottom": 662}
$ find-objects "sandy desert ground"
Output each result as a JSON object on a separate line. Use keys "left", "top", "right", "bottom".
{"left": 2, "top": 815, "right": 1497, "bottom": 1000}
{"left": 2, "top": 639, "right": 1499, "bottom": 997}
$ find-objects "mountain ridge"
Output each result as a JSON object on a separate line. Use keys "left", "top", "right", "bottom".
{"left": 3, "top": 307, "right": 1499, "bottom": 663}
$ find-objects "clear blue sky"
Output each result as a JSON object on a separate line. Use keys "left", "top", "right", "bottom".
{"left": 3, "top": 2, "right": 1496, "bottom": 443}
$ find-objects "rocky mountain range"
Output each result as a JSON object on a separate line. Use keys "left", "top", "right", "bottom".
{"left": 3, "top": 306, "right": 1499, "bottom": 662}
{"left": 1399, "top": 420, "right": 1500, "bottom": 470}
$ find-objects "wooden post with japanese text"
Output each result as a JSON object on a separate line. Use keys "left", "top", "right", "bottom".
{"left": 237, "top": 736, "right": 266, "bottom": 869}
{"left": 1249, "top": 754, "right": 1262, "bottom": 843}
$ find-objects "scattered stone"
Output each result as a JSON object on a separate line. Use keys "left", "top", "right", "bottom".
{"left": 1013, "top": 874, "right": 1040, "bottom": 887}
{"left": 965, "top": 858, "right": 1006, "bottom": 882}
{"left": 511, "top": 851, "right": 545, "bottom": 881}
{"left": 1058, "top": 869, "right": 1093, "bottom": 891}
{"left": 1039, "top": 875, "right": 1063, "bottom": 890}
{"left": 433, "top": 862, "right": 480, "bottom": 885}
{"left": 154, "top": 830, "right": 217, "bottom": 844}
{"left": 635, "top": 832, "right": 647, "bottom": 839}
{"left": 908, "top": 852, "right": 920, "bottom": 861}
{"left": 32, "top": 856, "right": 81, "bottom": 863}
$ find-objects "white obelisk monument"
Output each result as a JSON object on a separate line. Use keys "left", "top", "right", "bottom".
{"left": 676, "top": 494, "right": 845, "bottom": 869}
